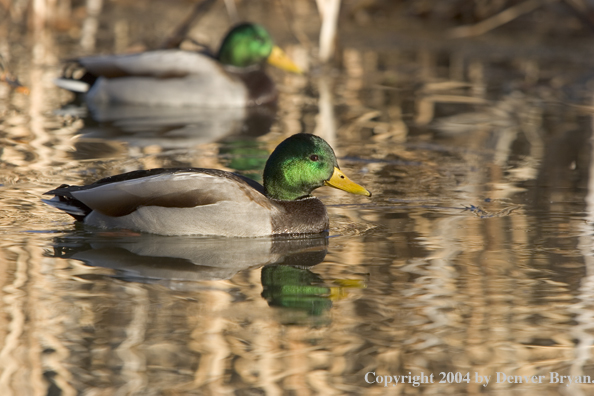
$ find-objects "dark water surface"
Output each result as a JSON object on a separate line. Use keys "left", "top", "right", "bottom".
{"left": 2, "top": 2, "right": 594, "bottom": 395}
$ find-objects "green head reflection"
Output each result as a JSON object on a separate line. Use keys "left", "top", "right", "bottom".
{"left": 261, "top": 265, "right": 366, "bottom": 321}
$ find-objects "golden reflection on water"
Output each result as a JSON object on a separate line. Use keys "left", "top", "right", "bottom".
{"left": 2, "top": 1, "right": 594, "bottom": 395}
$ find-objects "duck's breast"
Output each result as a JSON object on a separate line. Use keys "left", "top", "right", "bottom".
{"left": 270, "top": 197, "right": 329, "bottom": 235}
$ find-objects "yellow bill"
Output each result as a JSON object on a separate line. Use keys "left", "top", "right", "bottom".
{"left": 333, "top": 279, "right": 367, "bottom": 288}
{"left": 329, "top": 279, "right": 366, "bottom": 301}
{"left": 324, "top": 167, "right": 371, "bottom": 197}
{"left": 267, "top": 45, "right": 302, "bottom": 74}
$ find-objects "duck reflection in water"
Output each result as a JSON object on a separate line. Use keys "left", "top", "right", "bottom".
{"left": 61, "top": 103, "right": 277, "bottom": 152}
{"left": 51, "top": 231, "right": 329, "bottom": 283}
{"left": 50, "top": 232, "right": 364, "bottom": 321}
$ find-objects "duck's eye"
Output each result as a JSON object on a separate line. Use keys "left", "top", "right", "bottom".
{"left": 310, "top": 154, "right": 319, "bottom": 161}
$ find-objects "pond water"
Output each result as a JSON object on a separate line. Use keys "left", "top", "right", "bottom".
{"left": 2, "top": 2, "right": 594, "bottom": 395}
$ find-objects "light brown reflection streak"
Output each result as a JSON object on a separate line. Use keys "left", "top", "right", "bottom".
{"left": 252, "top": 319, "right": 283, "bottom": 395}
{"left": 468, "top": 60, "right": 486, "bottom": 98}
{"left": 114, "top": 284, "right": 149, "bottom": 394}
{"left": 415, "top": 50, "right": 439, "bottom": 125}
{"left": 0, "top": 250, "right": 7, "bottom": 386}
{"left": 420, "top": 218, "right": 465, "bottom": 335}
{"left": 285, "top": 327, "right": 310, "bottom": 395}
{"left": 0, "top": 246, "right": 27, "bottom": 396}
{"left": 46, "top": 258, "right": 111, "bottom": 396}
{"left": 412, "top": 216, "right": 485, "bottom": 363}
{"left": 483, "top": 214, "right": 523, "bottom": 377}
{"left": 28, "top": 30, "right": 60, "bottom": 174}
{"left": 231, "top": 270, "right": 300, "bottom": 391}
{"left": 31, "top": 0, "right": 48, "bottom": 32}
{"left": 308, "top": 369, "right": 338, "bottom": 395}
{"left": 342, "top": 48, "right": 363, "bottom": 110}
{"left": 570, "top": 109, "right": 594, "bottom": 387}
{"left": 488, "top": 94, "right": 544, "bottom": 187}
{"left": 275, "top": 47, "right": 307, "bottom": 139}
{"left": 192, "top": 143, "right": 225, "bottom": 169}
{"left": 361, "top": 51, "right": 383, "bottom": 112}
{"left": 80, "top": 0, "right": 103, "bottom": 52}
{"left": 113, "top": 19, "right": 129, "bottom": 53}
{"left": 0, "top": 243, "right": 80, "bottom": 396}
{"left": 26, "top": 243, "right": 50, "bottom": 396}
{"left": 520, "top": 101, "right": 545, "bottom": 176}
{"left": 189, "top": 288, "right": 232, "bottom": 391}
{"left": 335, "top": 252, "right": 407, "bottom": 389}
{"left": 53, "top": 258, "right": 123, "bottom": 394}
{"left": 327, "top": 295, "right": 367, "bottom": 383}
{"left": 485, "top": 232, "right": 575, "bottom": 378}
{"left": 327, "top": 207, "right": 368, "bottom": 263}
{"left": 460, "top": 228, "right": 490, "bottom": 395}
{"left": 384, "top": 106, "right": 408, "bottom": 142}
{"left": 313, "top": 77, "right": 336, "bottom": 148}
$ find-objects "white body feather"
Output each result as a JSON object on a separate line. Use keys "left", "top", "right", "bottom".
{"left": 54, "top": 78, "right": 90, "bottom": 93}
{"left": 87, "top": 75, "right": 248, "bottom": 107}
{"left": 69, "top": 50, "right": 250, "bottom": 107}
{"left": 84, "top": 201, "right": 273, "bottom": 236}
{"left": 64, "top": 172, "right": 276, "bottom": 237}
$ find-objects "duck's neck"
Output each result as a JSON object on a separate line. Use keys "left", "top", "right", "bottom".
{"left": 264, "top": 184, "right": 309, "bottom": 201}
{"left": 233, "top": 69, "right": 277, "bottom": 106}
{"left": 264, "top": 173, "right": 315, "bottom": 201}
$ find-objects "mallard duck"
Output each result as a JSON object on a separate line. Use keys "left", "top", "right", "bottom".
{"left": 55, "top": 23, "right": 302, "bottom": 107}
{"left": 43, "top": 133, "right": 371, "bottom": 237}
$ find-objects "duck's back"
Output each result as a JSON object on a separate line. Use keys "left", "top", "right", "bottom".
{"left": 79, "top": 50, "right": 223, "bottom": 77}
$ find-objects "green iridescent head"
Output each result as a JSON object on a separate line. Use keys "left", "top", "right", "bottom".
{"left": 217, "top": 23, "right": 274, "bottom": 67}
{"left": 263, "top": 134, "right": 371, "bottom": 201}
{"left": 217, "top": 23, "right": 302, "bottom": 72}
